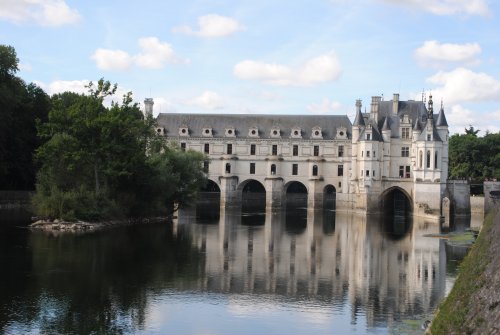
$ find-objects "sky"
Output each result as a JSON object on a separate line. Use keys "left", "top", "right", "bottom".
{"left": 1, "top": 0, "right": 500, "bottom": 135}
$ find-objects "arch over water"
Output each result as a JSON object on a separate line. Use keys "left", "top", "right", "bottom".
{"left": 238, "top": 179, "right": 266, "bottom": 216}
{"left": 323, "top": 184, "right": 336, "bottom": 211}
{"left": 379, "top": 187, "right": 412, "bottom": 239}
{"left": 197, "top": 179, "right": 221, "bottom": 221}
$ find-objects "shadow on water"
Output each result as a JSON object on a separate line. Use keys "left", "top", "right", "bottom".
{"left": 285, "top": 199, "right": 307, "bottom": 235}
{"left": 196, "top": 192, "right": 221, "bottom": 222}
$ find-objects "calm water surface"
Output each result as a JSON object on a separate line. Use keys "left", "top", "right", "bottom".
{"left": 0, "top": 205, "right": 470, "bottom": 335}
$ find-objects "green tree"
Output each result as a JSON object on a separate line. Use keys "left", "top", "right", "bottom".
{"left": 0, "top": 45, "right": 50, "bottom": 189}
{"left": 449, "top": 130, "right": 500, "bottom": 180}
{"left": 33, "top": 80, "right": 206, "bottom": 220}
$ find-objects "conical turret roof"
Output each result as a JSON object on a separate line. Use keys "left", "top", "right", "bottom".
{"left": 353, "top": 108, "right": 365, "bottom": 127}
{"left": 436, "top": 106, "right": 448, "bottom": 127}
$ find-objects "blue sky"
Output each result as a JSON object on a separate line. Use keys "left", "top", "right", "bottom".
{"left": 2, "top": 0, "right": 499, "bottom": 134}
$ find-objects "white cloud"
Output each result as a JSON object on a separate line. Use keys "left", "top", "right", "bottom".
{"left": 19, "top": 62, "right": 32, "bottom": 71}
{"left": 425, "top": 68, "right": 500, "bottom": 104}
{"left": 186, "top": 91, "right": 225, "bottom": 110}
{"left": 135, "top": 37, "right": 188, "bottom": 69}
{"left": 446, "top": 104, "right": 500, "bottom": 135}
{"left": 377, "top": 0, "right": 490, "bottom": 16}
{"left": 233, "top": 52, "right": 342, "bottom": 86}
{"left": 173, "top": 14, "right": 244, "bottom": 38}
{"left": 415, "top": 40, "right": 481, "bottom": 68}
{"left": 307, "top": 98, "right": 342, "bottom": 114}
{"left": 91, "top": 37, "right": 186, "bottom": 71}
{"left": 0, "top": 0, "right": 81, "bottom": 26}
{"left": 35, "top": 79, "right": 131, "bottom": 106}
{"left": 91, "top": 49, "right": 133, "bottom": 71}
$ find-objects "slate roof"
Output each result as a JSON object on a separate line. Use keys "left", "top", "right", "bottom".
{"left": 376, "top": 100, "right": 428, "bottom": 138}
{"left": 156, "top": 113, "right": 352, "bottom": 140}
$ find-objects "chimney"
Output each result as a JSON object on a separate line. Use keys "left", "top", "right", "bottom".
{"left": 355, "top": 99, "right": 362, "bottom": 113}
{"left": 392, "top": 93, "right": 399, "bottom": 115}
{"left": 370, "top": 96, "right": 381, "bottom": 121}
{"left": 144, "top": 98, "right": 154, "bottom": 118}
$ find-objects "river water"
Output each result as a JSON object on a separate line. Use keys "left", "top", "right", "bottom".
{"left": 0, "top": 205, "right": 473, "bottom": 335}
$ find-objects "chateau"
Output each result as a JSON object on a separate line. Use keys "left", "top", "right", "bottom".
{"left": 150, "top": 93, "right": 450, "bottom": 217}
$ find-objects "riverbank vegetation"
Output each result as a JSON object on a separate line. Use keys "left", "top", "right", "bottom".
{"left": 449, "top": 128, "right": 500, "bottom": 184}
{"left": 429, "top": 208, "right": 499, "bottom": 334}
{"left": 31, "top": 80, "right": 206, "bottom": 221}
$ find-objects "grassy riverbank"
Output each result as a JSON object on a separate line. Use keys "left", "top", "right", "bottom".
{"left": 429, "top": 207, "right": 500, "bottom": 334}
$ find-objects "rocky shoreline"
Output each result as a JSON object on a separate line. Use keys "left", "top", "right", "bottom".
{"left": 29, "top": 216, "right": 171, "bottom": 233}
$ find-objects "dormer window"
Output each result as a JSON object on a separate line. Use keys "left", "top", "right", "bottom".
{"left": 225, "top": 127, "right": 236, "bottom": 137}
{"left": 366, "top": 133, "right": 371, "bottom": 140}
{"left": 156, "top": 127, "right": 165, "bottom": 136}
{"left": 311, "top": 126, "right": 323, "bottom": 139}
{"left": 291, "top": 127, "right": 302, "bottom": 138}
{"left": 179, "top": 126, "right": 189, "bottom": 136}
{"left": 270, "top": 127, "right": 281, "bottom": 138}
{"left": 202, "top": 127, "right": 213, "bottom": 137}
{"left": 249, "top": 127, "right": 259, "bottom": 138}
{"left": 336, "top": 127, "right": 347, "bottom": 139}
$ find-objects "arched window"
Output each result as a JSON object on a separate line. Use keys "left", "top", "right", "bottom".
{"left": 419, "top": 151, "right": 423, "bottom": 168}
{"left": 270, "top": 164, "right": 276, "bottom": 175}
{"left": 225, "top": 163, "right": 231, "bottom": 174}
{"left": 426, "top": 150, "right": 431, "bottom": 168}
{"left": 312, "top": 165, "right": 318, "bottom": 176}
{"left": 435, "top": 151, "right": 439, "bottom": 169}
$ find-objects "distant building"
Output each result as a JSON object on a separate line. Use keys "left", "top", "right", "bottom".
{"left": 153, "top": 93, "right": 449, "bottom": 217}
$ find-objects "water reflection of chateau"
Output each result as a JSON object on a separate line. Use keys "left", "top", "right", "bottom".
{"left": 174, "top": 208, "right": 448, "bottom": 326}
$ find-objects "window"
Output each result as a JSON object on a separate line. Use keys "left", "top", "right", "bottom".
{"left": 272, "top": 145, "right": 278, "bottom": 155}
{"left": 292, "top": 164, "right": 298, "bottom": 176}
{"left": 402, "top": 127, "right": 410, "bottom": 139}
{"left": 339, "top": 181, "right": 342, "bottom": 188}
{"left": 203, "top": 161, "right": 209, "bottom": 173}
{"left": 338, "top": 145, "right": 344, "bottom": 157}
{"left": 227, "top": 143, "right": 232, "bottom": 155}
{"left": 225, "top": 163, "right": 231, "bottom": 174}
{"left": 427, "top": 134, "right": 431, "bottom": 141}
{"left": 338, "top": 164, "right": 343, "bottom": 176}
{"left": 373, "top": 151, "right": 376, "bottom": 158}
{"left": 399, "top": 166, "right": 410, "bottom": 178}
{"left": 312, "top": 165, "right": 318, "bottom": 176}
{"left": 435, "top": 151, "right": 439, "bottom": 169}
{"left": 373, "top": 170, "right": 375, "bottom": 177}
{"left": 270, "top": 164, "right": 276, "bottom": 175}
{"left": 366, "top": 170, "right": 369, "bottom": 176}
{"left": 250, "top": 163, "right": 255, "bottom": 174}
{"left": 293, "top": 145, "right": 298, "bottom": 156}
{"left": 361, "top": 151, "right": 364, "bottom": 157}
{"left": 250, "top": 144, "right": 256, "bottom": 155}
{"left": 419, "top": 151, "right": 423, "bottom": 168}
{"left": 204, "top": 143, "right": 209, "bottom": 154}
{"left": 401, "top": 147, "right": 409, "bottom": 157}
{"left": 426, "top": 150, "right": 431, "bottom": 168}
{"left": 313, "top": 145, "right": 319, "bottom": 156}
{"left": 367, "top": 151, "right": 370, "bottom": 157}
{"left": 180, "top": 142, "right": 186, "bottom": 151}
{"left": 366, "top": 133, "right": 371, "bottom": 140}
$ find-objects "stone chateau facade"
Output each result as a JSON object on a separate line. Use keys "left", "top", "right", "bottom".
{"left": 149, "top": 93, "right": 449, "bottom": 217}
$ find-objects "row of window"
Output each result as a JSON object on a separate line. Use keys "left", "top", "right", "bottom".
{"left": 182, "top": 143, "right": 345, "bottom": 157}
{"left": 176, "top": 126, "right": 347, "bottom": 139}
{"left": 203, "top": 161, "right": 344, "bottom": 177}
{"left": 418, "top": 150, "right": 439, "bottom": 169}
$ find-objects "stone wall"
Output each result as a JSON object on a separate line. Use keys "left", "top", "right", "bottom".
{"left": 484, "top": 181, "right": 500, "bottom": 215}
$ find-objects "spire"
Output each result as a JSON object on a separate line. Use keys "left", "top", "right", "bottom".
{"left": 382, "top": 117, "right": 390, "bottom": 131}
{"left": 436, "top": 102, "right": 449, "bottom": 127}
{"left": 427, "top": 93, "right": 434, "bottom": 119}
{"left": 353, "top": 107, "right": 365, "bottom": 127}
{"left": 413, "top": 119, "right": 421, "bottom": 131}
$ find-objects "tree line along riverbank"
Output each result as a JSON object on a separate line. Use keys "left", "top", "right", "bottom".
{"left": 429, "top": 206, "right": 500, "bottom": 334}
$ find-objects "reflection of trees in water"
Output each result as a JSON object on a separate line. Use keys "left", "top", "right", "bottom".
{"left": 0, "top": 223, "right": 203, "bottom": 334}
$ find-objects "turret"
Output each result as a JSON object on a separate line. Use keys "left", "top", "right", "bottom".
{"left": 382, "top": 117, "right": 391, "bottom": 142}
{"left": 352, "top": 99, "right": 364, "bottom": 144}
{"left": 412, "top": 118, "right": 421, "bottom": 142}
{"left": 144, "top": 98, "right": 154, "bottom": 118}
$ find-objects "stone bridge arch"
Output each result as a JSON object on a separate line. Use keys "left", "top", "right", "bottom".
{"left": 379, "top": 186, "right": 413, "bottom": 215}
